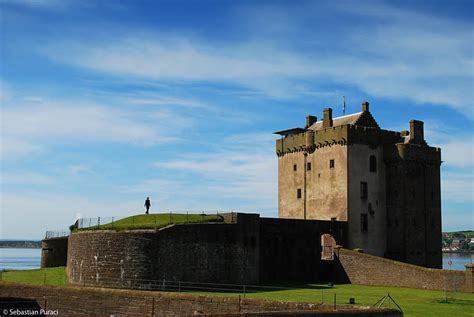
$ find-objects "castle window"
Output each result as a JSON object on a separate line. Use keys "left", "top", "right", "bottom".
{"left": 360, "top": 182, "right": 368, "bottom": 200}
{"left": 361, "top": 214, "right": 368, "bottom": 232}
{"left": 369, "top": 155, "right": 377, "bottom": 172}
{"left": 307, "top": 162, "right": 311, "bottom": 171}
{"left": 293, "top": 164, "right": 297, "bottom": 171}
{"left": 368, "top": 203, "right": 374, "bottom": 215}
{"left": 297, "top": 188, "right": 302, "bottom": 199}
{"left": 329, "top": 159, "right": 335, "bottom": 168}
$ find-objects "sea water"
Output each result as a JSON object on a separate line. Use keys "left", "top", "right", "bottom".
{"left": 0, "top": 248, "right": 41, "bottom": 270}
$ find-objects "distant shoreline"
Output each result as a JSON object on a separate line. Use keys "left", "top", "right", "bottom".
{"left": 0, "top": 241, "right": 41, "bottom": 249}
{"left": 442, "top": 251, "right": 473, "bottom": 255}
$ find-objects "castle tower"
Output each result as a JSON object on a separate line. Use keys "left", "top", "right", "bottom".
{"left": 274, "top": 101, "right": 442, "bottom": 268}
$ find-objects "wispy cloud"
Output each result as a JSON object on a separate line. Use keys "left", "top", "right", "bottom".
{"left": 0, "top": 96, "right": 193, "bottom": 159}
{"left": 442, "top": 171, "right": 474, "bottom": 203}
{"left": 150, "top": 133, "right": 277, "bottom": 212}
{"left": 40, "top": 2, "right": 473, "bottom": 116}
{"left": 439, "top": 141, "right": 474, "bottom": 167}
{"left": 0, "top": 192, "right": 141, "bottom": 239}
{"left": 0, "top": 172, "right": 53, "bottom": 185}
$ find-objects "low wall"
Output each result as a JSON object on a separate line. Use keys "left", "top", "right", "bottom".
{"left": 41, "top": 237, "right": 68, "bottom": 268}
{"left": 0, "top": 282, "right": 401, "bottom": 316}
{"left": 335, "top": 248, "right": 472, "bottom": 292}
{"left": 67, "top": 217, "right": 260, "bottom": 287}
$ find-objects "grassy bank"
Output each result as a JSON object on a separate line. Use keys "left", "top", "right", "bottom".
{"left": 1, "top": 267, "right": 472, "bottom": 317}
{"left": 75, "top": 213, "right": 223, "bottom": 231}
{"left": 187, "top": 284, "right": 473, "bottom": 317}
{"left": 1, "top": 267, "right": 66, "bottom": 286}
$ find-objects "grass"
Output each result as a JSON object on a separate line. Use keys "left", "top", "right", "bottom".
{"left": 2, "top": 267, "right": 472, "bottom": 317}
{"left": 187, "top": 284, "right": 474, "bottom": 317}
{"left": 75, "top": 213, "right": 223, "bottom": 231}
{"left": 1, "top": 267, "right": 66, "bottom": 286}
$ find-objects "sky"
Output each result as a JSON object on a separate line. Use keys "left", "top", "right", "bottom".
{"left": 0, "top": 0, "right": 473, "bottom": 239}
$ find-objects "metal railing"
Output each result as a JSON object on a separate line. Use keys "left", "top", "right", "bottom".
{"left": 70, "top": 275, "right": 341, "bottom": 302}
{"left": 44, "top": 231, "right": 69, "bottom": 239}
{"left": 74, "top": 211, "right": 231, "bottom": 230}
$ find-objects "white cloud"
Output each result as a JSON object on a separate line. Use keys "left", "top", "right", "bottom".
{"left": 439, "top": 141, "right": 474, "bottom": 167}
{"left": 0, "top": 172, "right": 53, "bottom": 185}
{"left": 442, "top": 171, "right": 474, "bottom": 204}
{"left": 151, "top": 133, "right": 278, "bottom": 213}
{"left": 0, "top": 81, "right": 10, "bottom": 102}
{"left": 0, "top": 138, "right": 43, "bottom": 158}
{"left": 40, "top": 2, "right": 474, "bottom": 117}
{"left": 0, "top": 192, "right": 140, "bottom": 239}
{"left": 0, "top": 97, "right": 193, "bottom": 159}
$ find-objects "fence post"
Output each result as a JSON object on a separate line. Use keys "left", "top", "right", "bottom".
{"left": 333, "top": 293, "right": 336, "bottom": 309}
{"left": 186, "top": 211, "right": 189, "bottom": 222}
{"left": 98, "top": 217, "right": 101, "bottom": 229}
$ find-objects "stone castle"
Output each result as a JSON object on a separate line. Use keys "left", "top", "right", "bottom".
{"left": 41, "top": 100, "right": 458, "bottom": 292}
{"left": 275, "top": 101, "right": 442, "bottom": 268}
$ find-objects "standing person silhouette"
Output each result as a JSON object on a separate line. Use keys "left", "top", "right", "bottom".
{"left": 144, "top": 197, "right": 151, "bottom": 214}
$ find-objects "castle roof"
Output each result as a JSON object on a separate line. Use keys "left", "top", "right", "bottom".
{"left": 308, "top": 110, "right": 380, "bottom": 131}
{"left": 273, "top": 127, "right": 307, "bottom": 136}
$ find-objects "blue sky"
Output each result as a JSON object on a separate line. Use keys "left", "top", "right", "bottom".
{"left": 0, "top": 0, "right": 473, "bottom": 239}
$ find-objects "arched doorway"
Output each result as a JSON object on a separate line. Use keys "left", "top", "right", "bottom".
{"left": 321, "top": 233, "right": 336, "bottom": 260}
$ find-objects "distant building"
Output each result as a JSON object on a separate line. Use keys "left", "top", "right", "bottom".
{"left": 275, "top": 101, "right": 442, "bottom": 268}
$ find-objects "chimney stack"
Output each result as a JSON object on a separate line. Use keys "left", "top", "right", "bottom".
{"left": 305, "top": 115, "right": 317, "bottom": 128}
{"left": 323, "top": 108, "right": 333, "bottom": 128}
{"left": 409, "top": 120, "right": 425, "bottom": 144}
{"left": 362, "top": 101, "right": 370, "bottom": 112}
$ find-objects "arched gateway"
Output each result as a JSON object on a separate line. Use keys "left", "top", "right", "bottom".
{"left": 321, "top": 233, "right": 336, "bottom": 260}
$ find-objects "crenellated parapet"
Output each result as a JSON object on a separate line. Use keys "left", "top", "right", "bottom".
{"left": 384, "top": 143, "right": 441, "bottom": 165}
{"left": 276, "top": 125, "right": 349, "bottom": 156}
{"left": 275, "top": 124, "right": 405, "bottom": 156}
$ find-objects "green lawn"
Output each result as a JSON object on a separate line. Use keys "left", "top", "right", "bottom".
{"left": 2, "top": 267, "right": 472, "bottom": 317}
{"left": 188, "top": 284, "right": 474, "bottom": 317}
{"left": 1, "top": 267, "right": 66, "bottom": 286}
{"left": 76, "top": 213, "right": 223, "bottom": 231}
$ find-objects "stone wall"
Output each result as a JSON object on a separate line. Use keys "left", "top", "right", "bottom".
{"left": 67, "top": 216, "right": 260, "bottom": 287}
{"left": 0, "top": 282, "right": 402, "bottom": 316}
{"left": 335, "top": 248, "right": 471, "bottom": 292}
{"left": 67, "top": 213, "right": 348, "bottom": 287}
{"left": 277, "top": 135, "right": 348, "bottom": 222}
{"left": 384, "top": 143, "right": 442, "bottom": 268}
{"left": 347, "top": 144, "right": 386, "bottom": 256}
{"left": 41, "top": 237, "right": 68, "bottom": 268}
{"left": 259, "top": 218, "right": 347, "bottom": 283}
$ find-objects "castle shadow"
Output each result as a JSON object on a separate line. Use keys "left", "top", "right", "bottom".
{"left": 0, "top": 297, "right": 44, "bottom": 314}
